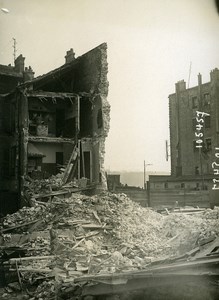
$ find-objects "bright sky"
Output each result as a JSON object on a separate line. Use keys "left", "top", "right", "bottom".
{"left": 1, "top": 0, "right": 219, "bottom": 173}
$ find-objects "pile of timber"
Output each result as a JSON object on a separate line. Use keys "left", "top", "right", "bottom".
{"left": 0, "top": 192, "right": 219, "bottom": 299}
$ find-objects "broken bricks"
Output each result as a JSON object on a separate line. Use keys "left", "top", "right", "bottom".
{"left": 0, "top": 192, "right": 219, "bottom": 299}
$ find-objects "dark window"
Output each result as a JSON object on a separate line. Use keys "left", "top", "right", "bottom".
{"left": 164, "top": 182, "right": 168, "bottom": 189}
{"left": 205, "top": 138, "right": 212, "bottom": 151}
{"left": 181, "top": 183, "right": 185, "bottom": 188}
{"left": 192, "top": 118, "right": 196, "bottom": 130}
{"left": 195, "top": 166, "right": 199, "bottom": 175}
{"left": 80, "top": 149, "right": 91, "bottom": 181}
{"left": 64, "top": 117, "right": 76, "bottom": 138}
{"left": 196, "top": 183, "right": 200, "bottom": 190}
{"left": 205, "top": 116, "right": 211, "bottom": 128}
{"left": 56, "top": 109, "right": 65, "bottom": 137}
{"left": 80, "top": 99, "right": 93, "bottom": 137}
{"left": 192, "top": 96, "right": 198, "bottom": 108}
{"left": 203, "top": 93, "right": 210, "bottom": 106}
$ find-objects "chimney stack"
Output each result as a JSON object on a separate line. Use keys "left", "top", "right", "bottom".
{"left": 175, "top": 80, "right": 186, "bottom": 92}
{"left": 198, "top": 73, "right": 202, "bottom": 86}
{"left": 65, "top": 48, "right": 75, "bottom": 64}
{"left": 23, "top": 66, "right": 35, "bottom": 82}
{"left": 14, "top": 54, "right": 25, "bottom": 73}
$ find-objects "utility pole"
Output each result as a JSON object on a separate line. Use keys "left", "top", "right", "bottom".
{"left": 187, "top": 61, "right": 192, "bottom": 89}
{"left": 144, "top": 161, "right": 152, "bottom": 190}
{"left": 12, "top": 38, "right": 17, "bottom": 63}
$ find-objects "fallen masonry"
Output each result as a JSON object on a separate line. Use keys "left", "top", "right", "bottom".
{"left": 0, "top": 192, "right": 219, "bottom": 299}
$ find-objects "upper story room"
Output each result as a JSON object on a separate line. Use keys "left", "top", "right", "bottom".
{"left": 26, "top": 91, "right": 103, "bottom": 140}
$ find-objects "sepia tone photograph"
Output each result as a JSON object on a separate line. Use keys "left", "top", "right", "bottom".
{"left": 0, "top": 0, "right": 219, "bottom": 299}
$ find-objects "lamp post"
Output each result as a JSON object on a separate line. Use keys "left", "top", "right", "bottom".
{"left": 144, "top": 161, "right": 152, "bottom": 190}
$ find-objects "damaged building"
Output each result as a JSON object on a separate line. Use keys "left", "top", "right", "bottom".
{"left": 0, "top": 43, "right": 110, "bottom": 215}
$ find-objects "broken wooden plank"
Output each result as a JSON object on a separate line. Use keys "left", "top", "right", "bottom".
{"left": 0, "top": 219, "right": 41, "bottom": 233}
{"left": 164, "top": 234, "right": 179, "bottom": 245}
{"left": 81, "top": 224, "right": 112, "bottom": 230}
{"left": 75, "top": 231, "right": 100, "bottom": 240}
{"left": 8, "top": 255, "right": 56, "bottom": 264}
{"left": 165, "top": 208, "right": 170, "bottom": 215}
{"left": 11, "top": 268, "right": 52, "bottom": 273}
{"left": 15, "top": 260, "right": 23, "bottom": 290}
{"left": 33, "top": 185, "right": 96, "bottom": 200}
{"left": 63, "top": 163, "right": 74, "bottom": 184}
{"left": 92, "top": 210, "right": 101, "bottom": 224}
{"left": 62, "top": 145, "right": 77, "bottom": 183}
{"left": 26, "top": 91, "right": 77, "bottom": 99}
{"left": 198, "top": 235, "right": 216, "bottom": 247}
{"left": 28, "top": 136, "right": 75, "bottom": 144}
{"left": 72, "top": 238, "right": 85, "bottom": 250}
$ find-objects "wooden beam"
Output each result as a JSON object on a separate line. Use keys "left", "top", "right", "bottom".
{"left": 26, "top": 91, "right": 91, "bottom": 99}
{"left": 28, "top": 136, "right": 75, "bottom": 144}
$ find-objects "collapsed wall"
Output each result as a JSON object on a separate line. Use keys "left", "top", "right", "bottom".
{"left": 98, "top": 44, "right": 111, "bottom": 190}
{"left": 35, "top": 43, "right": 110, "bottom": 190}
{"left": 71, "top": 43, "right": 110, "bottom": 190}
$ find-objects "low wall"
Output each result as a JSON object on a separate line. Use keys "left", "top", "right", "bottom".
{"left": 115, "top": 188, "right": 148, "bottom": 207}
{"left": 149, "top": 189, "right": 210, "bottom": 208}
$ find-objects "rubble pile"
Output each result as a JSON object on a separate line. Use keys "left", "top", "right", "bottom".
{"left": 23, "top": 174, "right": 64, "bottom": 201}
{"left": 0, "top": 192, "right": 219, "bottom": 299}
{"left": 0, "top": 204, "right": 53, "bottom": 234}
{"left": 1, "top": 206, "right": 47, "bottom": 228}
{"left": 160, "top": 207, "right": 219, "bottom": 257}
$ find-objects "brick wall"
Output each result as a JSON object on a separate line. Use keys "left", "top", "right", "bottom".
{"left": 169, "top": 70, "right": 219, "bottom": 177}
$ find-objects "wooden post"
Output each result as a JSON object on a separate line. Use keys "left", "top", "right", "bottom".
{"left": 76, "top": 95, "right": 80, "bottom": 180}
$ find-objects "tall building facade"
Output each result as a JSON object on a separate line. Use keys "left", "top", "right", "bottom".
{"left": 169, "top": 68, "right": 219, "bottom": 188}
{"left": 149, "top": 68, "right": 219, "bottom": 207}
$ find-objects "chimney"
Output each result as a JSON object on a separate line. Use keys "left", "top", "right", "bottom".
{"left": 175, "top": 80, "right": 186, "bottom": 92}
{"left": 210, "top": 68, "right": 219, "bottom": 82}
{"left": 65, "top": 48, "right": 75, "bottom": 64}
{"left": 198, "top": 73, "right": 202, "bottom": 86}
{"left": 23, "top": 66, "right": 35, "bottom": 82}
{"left": 14, "top": 54, "right": 25, "bottom": 73}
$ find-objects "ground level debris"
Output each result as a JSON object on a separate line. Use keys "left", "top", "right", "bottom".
{"left": 0, "top": 192, "right": 219, "bottom": 299}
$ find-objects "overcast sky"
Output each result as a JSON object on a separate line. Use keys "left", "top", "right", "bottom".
{"left": 1, "top": 0, "right": 219, "bottom": 173}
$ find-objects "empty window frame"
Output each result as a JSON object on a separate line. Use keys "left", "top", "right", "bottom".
{"left": 205, "top": 115, "right": 211, "bottom": 129}
{"left": 203, "top": 93, "right": 210, "bottom": 106}
{"left": 192, "top": 96, "right": 198, "bottom": 109}
{"left": 205, "top": 138, "right": 212, "bottom": 151}
{"left": 164, "top": 182, "right": 168, "bottom": 189}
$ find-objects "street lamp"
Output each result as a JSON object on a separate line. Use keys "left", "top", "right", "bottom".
{"left": 144, "top": 161, "right": 152, "bottom": 189}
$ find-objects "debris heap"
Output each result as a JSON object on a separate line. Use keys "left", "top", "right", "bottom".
{"left": 0, "top": 192, "right": 219, "bottom": 299}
